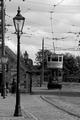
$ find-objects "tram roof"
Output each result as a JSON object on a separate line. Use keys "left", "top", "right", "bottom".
{"left": 48, "top": 53, "right": 63, "bottom": 56}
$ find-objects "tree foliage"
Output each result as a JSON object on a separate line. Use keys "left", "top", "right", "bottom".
{"left": 63, "top": 53, "right": 80, "bottom": 77}
{"left": 35, "top": 49, "right": 52, "bottom": 66}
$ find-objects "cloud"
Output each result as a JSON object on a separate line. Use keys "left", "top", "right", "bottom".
{"left": 5, "top": 0, "right": 80, "bottom": 64}
{"left": 5, "top": 40, "right": 17, "bottom": 53}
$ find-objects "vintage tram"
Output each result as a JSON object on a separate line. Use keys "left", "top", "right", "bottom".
{"left": 47, "top": 54, "right": 63, "bottom": 89}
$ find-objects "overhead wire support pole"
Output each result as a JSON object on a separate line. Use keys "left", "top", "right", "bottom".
{"left": 50, "top": 7, "right": 55, "bottom": 53}
{"left": 41, "top": 38, "right": 44, "bottom": 87}
{"left": 50, "top": 0, "right": 64, "bottom": 53}
{"left": 50, "top": 11, "right": 55, "bottom": 53}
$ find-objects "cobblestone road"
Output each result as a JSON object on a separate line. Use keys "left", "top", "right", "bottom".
{"left": 20, "top": 94, "right": 80, "bottom": 120}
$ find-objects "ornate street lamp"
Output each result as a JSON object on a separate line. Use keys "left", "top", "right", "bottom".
{"left": 13, "top": 7, "right": 25, "bottom": 34}
{"left": 13, "top": 6, "right": 25, "bottom": 116}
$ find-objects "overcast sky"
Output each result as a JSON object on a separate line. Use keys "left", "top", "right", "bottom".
{"left": 5, "top": 0, "right": 80, "bottom": 64}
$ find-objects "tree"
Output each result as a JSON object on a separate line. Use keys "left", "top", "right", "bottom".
{"left": 63, "top": 53, "right": 79, "bottom": 77}
{"left": 35, "top": 49, "right": 52, "bottom": 67}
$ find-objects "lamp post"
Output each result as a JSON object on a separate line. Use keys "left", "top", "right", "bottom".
{"left": 13, "top": 6, "right": 25, "bottom": 116}
{"left": 1, "top": 0, "right": 6, "bottom": 98}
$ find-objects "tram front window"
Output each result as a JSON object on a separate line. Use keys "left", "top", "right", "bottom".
{"left": 52, "top": 56, "right": 58, "bottom": 61}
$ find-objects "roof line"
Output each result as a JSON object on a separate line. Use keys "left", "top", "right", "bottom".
{"left": 5, "top": 46, "right": 27, "bottom": 72}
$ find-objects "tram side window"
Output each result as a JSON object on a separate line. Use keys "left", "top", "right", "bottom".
{"left": 59, "top": 56, "right": 62, "bottom": 62}
{"left": 48, "top": 56, "right": 50, "bottom": 62}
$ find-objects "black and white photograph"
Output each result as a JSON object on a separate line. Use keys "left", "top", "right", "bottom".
{"left": 0, "top": 0, "right": 80, "bottom": 120}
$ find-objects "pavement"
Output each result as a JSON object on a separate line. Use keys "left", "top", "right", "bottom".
{"left": 0, "top": 94, "right": 36, "bottom": 120}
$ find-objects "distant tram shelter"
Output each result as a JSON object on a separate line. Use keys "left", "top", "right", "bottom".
{"left": 47, "top": 54, "right": 63, "bottom": 89}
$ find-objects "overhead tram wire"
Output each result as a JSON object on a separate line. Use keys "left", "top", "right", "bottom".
{"left": 7, "top": 0, "right": 80, "bottom": 13}
{"left": 20, "top": 0, "right": 80, "bottom": 8}
{"left": 54, "top": 0, "right": 64, "bottom": 7}
{"left": 22, "top": 0, "right": 53, "bottom": 6}
{"left": 22, "top": 33, "right": 79, "bottom": 41}
{"left": 5, "top": 14, "right": 80, "bottom": 41}
{"left": 14, "top": 7, "right": 80, "bottom": 13}
{"left": 25, "top": 9, "right": 80, "bottom": 30}
{"left": 5, "top": 15, "right": 80, "bottom": 41}
{"left": 50, "top": 7, "right": 56, "bottom": 53}
{"left": 5, "top": 1, "right": 80, "bottom": 54}
{"left": 6, "top": 11, "right": 78, "bottom": 32}
{"left": 44, "top": 47, "right": 80, "bottom": 52}
{"left": 24, "top": 17, "right": 73, "bottom": 33}
{"left": 5, "top": 0, "right": 80, "bottom": 41}
{"left": 50, "top": 0, "right": 64, "bottom": 53}
{"left": 7, "top": 20, "right": 80, "bottom": 36}
{"left": 8, "top": 0, "right": 80, "bottom": 13}
{"left": 6, "top": 1, "right": 80, "bottom": 30}
{"left": 56, "top": 47, "right": 80, "bottom": 51}
{"left": 53, "top": 11, "right": 80, "bottom": 14}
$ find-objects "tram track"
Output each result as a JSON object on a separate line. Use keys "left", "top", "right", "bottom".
{"left": 9, "top": 85, "right": 80, "bottom": 120}
{"left": 21, "top": 94, "right": 80, "bottom": 120}
{"left": 40, "top": 95, "right": 80, "bottom": 119}
{"left": 21, "top": 105, "right": 39, "bottom": 120}
{"left": 40, "top": 84, "right": 80, "bottom": 119}
{"left": 57, "top": 84, "right": 80, "bottom": 105}
{"left": 60, "top": 84, "right": 80, "bottom": 106}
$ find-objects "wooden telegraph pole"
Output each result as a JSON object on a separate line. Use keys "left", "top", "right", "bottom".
{"left": 40, "top": 38, "right": 44, "bottom": 87}
{"left": 1, "top": 0, "right": 6, "bottom": 98}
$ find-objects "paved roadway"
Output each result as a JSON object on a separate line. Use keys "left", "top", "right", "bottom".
{"left": 7, "top": 85, "right": 80, "bottom": 120}
{"left": 0, "top": 85, "right": 80, "bottom": 120}
{"left": 32, "top": 86, "right": 80, "bottom": 105}
{"left": 19, "top": 86, "right": 80, "bottom": 120}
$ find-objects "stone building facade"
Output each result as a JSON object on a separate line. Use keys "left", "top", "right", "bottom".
{"left": 0, "top": 45, "right": 32, "bottom": 93}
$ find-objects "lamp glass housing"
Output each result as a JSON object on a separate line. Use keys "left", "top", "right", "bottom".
{"left": 13, "top": 7, "right": 25, "bottom": 33}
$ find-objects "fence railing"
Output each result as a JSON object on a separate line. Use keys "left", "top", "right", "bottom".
{"left": 63, "top": 77, "right": 80, "bottom": 82}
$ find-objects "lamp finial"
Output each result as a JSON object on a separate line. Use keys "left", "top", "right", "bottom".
{"left": 17, "top": 6, "right": 21, "bottom": 14}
